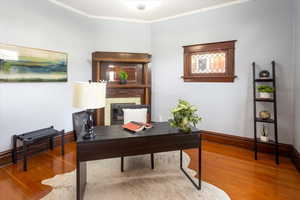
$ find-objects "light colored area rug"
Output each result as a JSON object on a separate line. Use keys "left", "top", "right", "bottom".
{"left": 41, "top": 151, "right": 230, "bottom": 200}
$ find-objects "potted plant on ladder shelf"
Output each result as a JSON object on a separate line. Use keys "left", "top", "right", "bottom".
{"left": 257, "top": 85, "right": 275, "bottom": 99}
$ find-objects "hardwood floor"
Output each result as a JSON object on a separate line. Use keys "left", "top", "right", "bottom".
{"left": 186, "top": 142, "right": 300, "bottom": 200}
{"left": 0, "top": 141, "right": 299, "bottom": 200}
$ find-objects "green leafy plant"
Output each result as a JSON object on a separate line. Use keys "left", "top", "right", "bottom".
{"left": 257, "top": 85, "right": 275, "bottom": 93}
{"left": 169, "top": 100, "right": 202, "bottom": 133}
{"left": 119, "top": 71, "right": 128, "bottom": 80}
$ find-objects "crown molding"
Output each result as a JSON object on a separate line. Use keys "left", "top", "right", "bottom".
{"left": 150, "top": 0, "right": 251, "bottom": 23}
{"left": 48, "top": 0, "right": 251, "bottom": 24}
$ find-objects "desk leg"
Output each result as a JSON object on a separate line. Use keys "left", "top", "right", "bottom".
{"left": 198, "top": 140, "right": 202, "bottom": 190}
{"left": 151, "top": 153, "right": 154, "bottom": 169}
{"left": 180, "top": 146, "right": 201, "bottom": 190}
{"left": 77, "top": 161, "right": 87, "bottom": 200}
{"left": 50, "top": 138, "right": 54, "bottom": 150}
{"left": 121, "top": 157, "right": 124, "bottom": 172}
{"left": 23, "top": 142, "right": 28, "bottom": 171}
{"left": 12, "top": 135, "right": 17, "bottom": 164}
{"left": 61, "top": 130, "right": 65, "bottom": 155}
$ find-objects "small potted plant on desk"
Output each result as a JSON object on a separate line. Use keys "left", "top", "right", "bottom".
{"left": 257, "top": 85, "right": 275, "bottom": 99}
{"left": 169, "top": 99, "right": 202, "bottom": 133}
{"left": 119, "top": 71, "right": 128, "bottom": 84}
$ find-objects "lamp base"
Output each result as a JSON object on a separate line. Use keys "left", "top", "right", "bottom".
{"left": 83, "top": 109, "right": 96, "bottom": 140}
{"left": 83, "top": 129, "right": 95, "bottom": 139}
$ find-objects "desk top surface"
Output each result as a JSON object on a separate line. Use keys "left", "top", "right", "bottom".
{"left": 77, "top": 122, "right": 200, "bottom": 143}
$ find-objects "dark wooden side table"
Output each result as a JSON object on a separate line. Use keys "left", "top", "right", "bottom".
{"left": 12, "top": 126, "right": 65, "bottom": 171}
{"left": 76, "top": 122, "right": 201, "bottom": 200}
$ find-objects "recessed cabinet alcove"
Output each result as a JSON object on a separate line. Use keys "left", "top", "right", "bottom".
{"left": 92, "top": 52, "right": 152, "bottom": 125}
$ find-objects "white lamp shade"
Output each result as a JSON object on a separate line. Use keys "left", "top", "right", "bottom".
{"left": 73, "top": 82, "right": 106, "bottom": 109}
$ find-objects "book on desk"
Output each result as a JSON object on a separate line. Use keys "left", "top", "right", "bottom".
{"left": 122, "top": 121, "right": 153, "bottom": 133}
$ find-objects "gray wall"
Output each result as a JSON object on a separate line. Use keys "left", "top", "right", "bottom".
{"left": 91, "top": 20, "right": 151, "bottom": 53}
{"left": 151, "top": 0, "right": 295, "bottom": 144}
{"left": 0, "top": 0, "right": 150, "bottom": 151}
{"left": 294, "top": 0, "right": 300, "bottom": 152}
{"left": 0, "top": 0, "right": 92, "bottom": 151}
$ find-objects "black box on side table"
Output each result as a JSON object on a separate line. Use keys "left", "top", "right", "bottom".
{"left": 12, "top": 126, "right": 65, "bottom": 171}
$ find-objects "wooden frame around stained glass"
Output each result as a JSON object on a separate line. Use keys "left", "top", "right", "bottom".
{"left": 182, "top": 40, "right": 237, "bottom": 82}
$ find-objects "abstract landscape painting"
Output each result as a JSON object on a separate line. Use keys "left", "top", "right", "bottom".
{"left": 0, "top": 43, "right": 67, "bottom": 82}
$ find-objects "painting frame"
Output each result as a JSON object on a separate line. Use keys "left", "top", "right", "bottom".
{"left": 0, "top": 43, "right": 68, "bottom": 82}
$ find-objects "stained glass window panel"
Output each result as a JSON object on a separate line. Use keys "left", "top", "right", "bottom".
{"left": 191, "top": 52, "right": 226, "bottom": 74}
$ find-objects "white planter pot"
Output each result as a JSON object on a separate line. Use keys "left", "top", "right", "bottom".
{"left": 259, "top": 92, "right": 271, "bottom": 99}
{"left": 260, "top": 136, "right": 269, "bottom": 142}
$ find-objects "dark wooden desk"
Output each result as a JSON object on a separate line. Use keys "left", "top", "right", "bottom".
{"left": 76, "top": 122, "right": 201, "bottom": 200}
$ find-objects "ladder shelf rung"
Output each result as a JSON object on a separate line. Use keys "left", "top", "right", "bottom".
{"left": 255, "top": 98, "right": 274, "bottom": 102}
{"left": 255, "top": 79, "right": 274, "bottom": 82}
{"left": 255, "top": 118, "right": 275, "bottom": 123}
{"left": 256, "top": 139, "right": 276, "bottom": 145}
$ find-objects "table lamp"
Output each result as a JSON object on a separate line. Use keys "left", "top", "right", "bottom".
{"left": 73, "top": 81, "right": 106, "bottom": 139}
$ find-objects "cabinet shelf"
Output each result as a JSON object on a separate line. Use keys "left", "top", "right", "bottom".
{"left": 107, "top": 84, "right": 151, "bottom": 89}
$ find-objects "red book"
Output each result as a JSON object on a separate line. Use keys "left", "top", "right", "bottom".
{"left": 122, "top": 121, "right": 145, "bottom": 133}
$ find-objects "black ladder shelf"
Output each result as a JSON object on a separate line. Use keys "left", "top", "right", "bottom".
{"left": 252, "top": 61, "right": 279, "bottom": 164}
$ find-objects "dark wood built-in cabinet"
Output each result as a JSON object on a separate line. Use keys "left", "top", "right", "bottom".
{"left": 92, "top": 52, "right": 152, "bottom": 125}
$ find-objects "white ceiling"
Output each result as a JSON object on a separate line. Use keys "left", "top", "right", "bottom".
{"left": 48, "top": 0, "right": 250, "bottom": 23}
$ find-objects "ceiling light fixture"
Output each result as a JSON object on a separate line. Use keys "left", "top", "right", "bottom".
{"left": 127, "top": 1, "right": 161, "bottom": 11}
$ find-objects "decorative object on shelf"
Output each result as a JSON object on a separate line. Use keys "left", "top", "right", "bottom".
{"left": 259, "top": 70, "right": 270, "bottom": 79}
{"left": 252, "top": 61, "right": 279, "bottom": 164}
{"left": 118, "top": 70, "right": 128, "bottom": 84}
{"left": 259, "top": 110, "right": 271, "bottom": 120}
{"left": 257, "top": 85, "right": 274, "bottom": 98}
{"left": 260, "top": 124, "right": 269, "bottom": 142}
{"left": 73, "top": 81, "right": 107, "bottom": 139}
{"left": 0, "top": 43, "right": 67, "bottom": 82}
{"left": 169, "top": 99, "right": 202, "bottom": 133}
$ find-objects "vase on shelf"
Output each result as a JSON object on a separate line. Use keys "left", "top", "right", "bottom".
{"left": 259, "top": 92, "right": 271, "bottom": 99}
{"left": 260, "top": 124, "right": 269, "bottom": 142}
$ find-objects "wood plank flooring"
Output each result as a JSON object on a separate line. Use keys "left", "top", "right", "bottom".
{"left": 0, "top": 141, "right": 299, "bottom": 200}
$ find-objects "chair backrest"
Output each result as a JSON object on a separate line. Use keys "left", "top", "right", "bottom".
{"left": 72, "top": 111, "right": 89, "bottom": 140}
{"left": 122, "top": 105, "right": 151, "bottom": 124}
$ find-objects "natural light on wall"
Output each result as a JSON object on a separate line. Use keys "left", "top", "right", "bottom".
{"left": 126, "top": 0, "right": 161, "bottom": 11}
